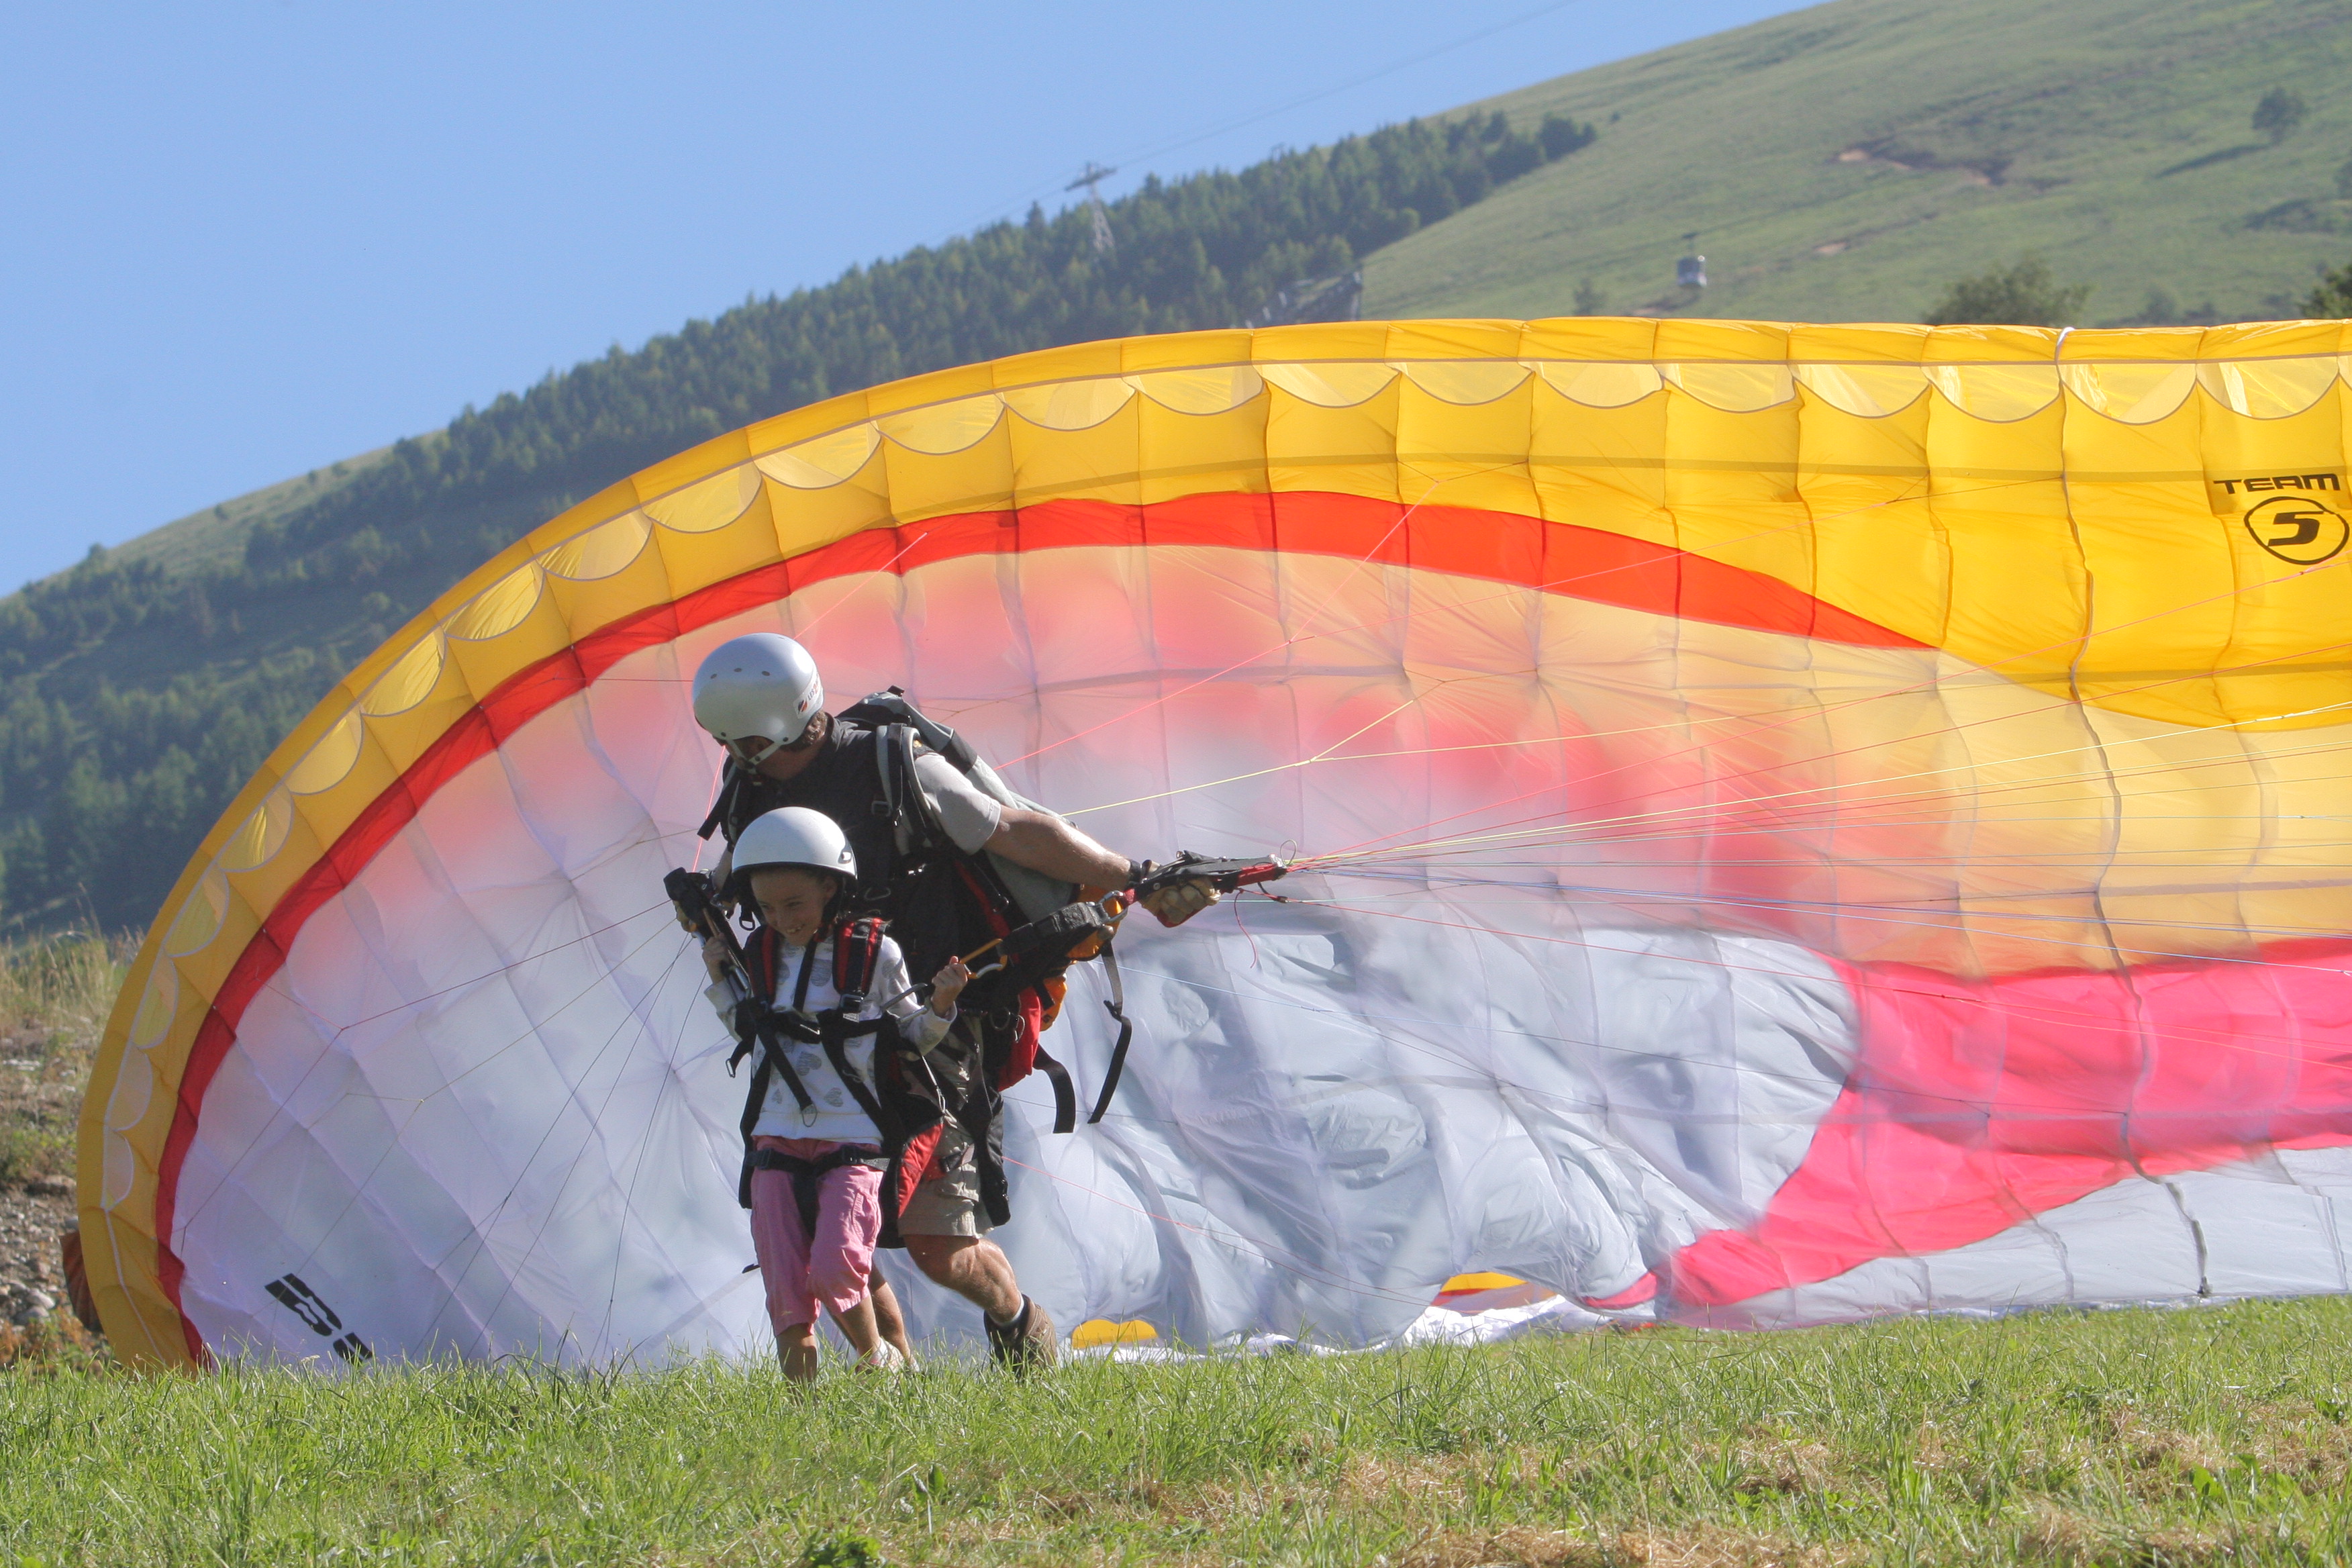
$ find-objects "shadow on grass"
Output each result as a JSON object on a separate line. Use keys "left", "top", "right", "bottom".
{"left": 2157, "top": 142, "right": 2269, "bottom": 177}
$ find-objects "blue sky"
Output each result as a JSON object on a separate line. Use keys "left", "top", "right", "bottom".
{"left": 0, "top": 1, "right": 1808, "bottom": 589}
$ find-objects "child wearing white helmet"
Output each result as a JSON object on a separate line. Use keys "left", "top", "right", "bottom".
{"left": 699, "top": 805, "right": 970, "bottom": 1379}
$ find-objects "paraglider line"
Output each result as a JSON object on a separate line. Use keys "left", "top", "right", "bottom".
{"left": 1053, "top": 472, "right": 2161, "bottom": 828}
{"left": 1302, "top": 548, "right": 2352, "bottom": 867}
{"left": 182, "top": 917, "right": 687, "bottom": 1312}
{"left": 271, "top": 899, "right": 675, "bottom": 1038}
{"left": 791, "top": 530, "right": 932, "bottom": 640}
{"left": 415, "top": 936, "right": 699, "bottom": 1355}
{"left": 597, "top": 947, "right": 714, "bottom": 1354}
{"left": 1304, "top": 650, "right": 2352, "bottom": 875}
{"left": 995, "top": 466, "right": 1981, "bottom": 770}
{"left": 989, "top": 468, "right": 2100, "bottom": 795}
{"left": 995, "top": 449, "right": 1937, "bottom": 774}
{"left": 168, "top": 895, "right": 685, "bottom": 1260}
{"left": 1331, "top": 704, "right": 2352, "bottom": 872}
{"left": 997, "top": 467, "right": 1460, "bottom": 767}
{"left": 1309, "top": 872, "right": 2352, "bottom": 977}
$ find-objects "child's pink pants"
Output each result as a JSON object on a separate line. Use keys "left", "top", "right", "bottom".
{"left": 746, "top": 1135, "right": 883, "bottom": 1335}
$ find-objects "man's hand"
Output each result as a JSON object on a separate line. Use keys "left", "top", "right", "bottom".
{"left": 1128, "top": 854, "right": 1286, "bottom": 926}
{"left": 1139, "top": 878, "right": 1220, "bottom": 928}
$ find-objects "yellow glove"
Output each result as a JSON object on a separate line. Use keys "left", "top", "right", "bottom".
{"left": 1139, "top": 877, "right": 1220, "bottom": 928}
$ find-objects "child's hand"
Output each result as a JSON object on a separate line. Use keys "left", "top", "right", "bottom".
{"left": 701, "top": 935, "right": 733, "bottom": 983}
{"left": 929, "top": 957, "right": 971, "bottom": 1016}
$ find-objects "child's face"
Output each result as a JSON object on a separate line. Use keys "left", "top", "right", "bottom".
{"left": 750, "top": 867, "right": 837, "bottom": 946}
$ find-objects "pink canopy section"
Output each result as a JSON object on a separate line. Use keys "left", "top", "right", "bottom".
{"left": 1671, "top": 944, "right": 2352, "bottom": 1320}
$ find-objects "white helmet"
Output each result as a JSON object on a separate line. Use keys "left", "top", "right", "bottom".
{"left": 691, "top": 634, "right": 824, "bottom": 765}
{"left": 732, "top": 807, "right": 857, "bottom": 882}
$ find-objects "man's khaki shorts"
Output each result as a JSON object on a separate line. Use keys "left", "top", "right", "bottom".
{"left": 897, "top": 1124, "right": 992, "bottom": 1238}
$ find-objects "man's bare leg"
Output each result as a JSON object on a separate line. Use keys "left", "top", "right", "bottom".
{"left": 777, "top": 1322, "right": 820, "bottom": 1381}
{"left": 903, "top": 1234, "right": 1023, "bottom": 1322}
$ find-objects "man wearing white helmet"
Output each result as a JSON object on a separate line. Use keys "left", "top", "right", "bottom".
{"left": 688, "top": 632, "right": 1215, "bottom": 1367}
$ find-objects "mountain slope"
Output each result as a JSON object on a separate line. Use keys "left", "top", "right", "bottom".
{"left": 1367, "top": 0, "right": 2352, "bottom": 322}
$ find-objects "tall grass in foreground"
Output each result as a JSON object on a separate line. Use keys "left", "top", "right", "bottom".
{"left": 9, "top": 1298, "right": 2352, "bottom": 1566}
{"left": 0, "top": 930, "right": 128, "bottom": 1187}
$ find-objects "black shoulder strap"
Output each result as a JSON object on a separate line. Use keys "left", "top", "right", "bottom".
{"left": 697, "top": 758, "right": 745, "bottom": 842}
{"left": 859, "top": 709, "right": 959, "bottom": 862}
{"left": 808, "top": 930, "right": 898, "bottom": 1149}
{"left": 789, "top": 936, "right": 820, "bottom": 1011}
{"left": 873, "top": 722, "right": 941, "bottom": 853}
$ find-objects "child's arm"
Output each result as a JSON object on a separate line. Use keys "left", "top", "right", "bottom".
{"left": 701, "top": 936, "right": 747, "bottom": 1024}
{"left": 879, "top": 943, "right": 961, "bottom": 1052}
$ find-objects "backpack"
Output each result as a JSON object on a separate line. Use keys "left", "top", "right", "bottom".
{"left": 835, "top": 689, "right": 1135, "bottom": 1108}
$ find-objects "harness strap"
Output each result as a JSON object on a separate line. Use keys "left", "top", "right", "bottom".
{"left": 1086, "top": 939, "right": 1136, "bottom": 1126}
{"left": 832, "top": 915, "right": 887, "bottom": 1002}
{"left": 1035, "top": 1044, "right": 1078, "bottom": 1134}
{"left": 880, "top": 723, "right": 949, "bottom": 855}
{"left": 789, "top": 935, "right": 819, "bottom": 1009}
{"left": 874, "top": 725, "right": 911, "bottom": 850}
{"left": 818, "top": 1008, "right": 903, "bottom": 1149}
{"left": 696, "top": 760, "right": 743, "bottom": 842}
{"left": 745, "top": 930, "right": 816, "bottom": 1110}
{"left": 732, "top": 931, "right": 818, "bottom": 1206}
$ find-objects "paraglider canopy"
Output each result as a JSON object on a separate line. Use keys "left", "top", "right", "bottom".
{"left": 77, "top": 315, "right": 2352, "bottom": 1369}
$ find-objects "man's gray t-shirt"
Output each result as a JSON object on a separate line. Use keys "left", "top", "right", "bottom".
{"left": 910, "top": 750, "right": 1002, "bottom": 854}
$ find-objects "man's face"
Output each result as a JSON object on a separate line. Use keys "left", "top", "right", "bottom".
{"left": 730, "top": 712, "right": 828, "bottom": 783}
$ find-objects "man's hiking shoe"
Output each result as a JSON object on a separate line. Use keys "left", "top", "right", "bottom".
{"left": 985, "top": 1296, "right": 1057, "bottom": 1371}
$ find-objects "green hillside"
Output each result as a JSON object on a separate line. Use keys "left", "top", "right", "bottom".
{"left": 9, "top": 0, "right": 2352, "bottom": 933}
{"left": 1368, "top": 0, "right": 2352, "bottom": 322}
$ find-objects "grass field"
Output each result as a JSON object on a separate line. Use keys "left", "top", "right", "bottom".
{"left": 8, "top": 1297, "right": 2352, "bottom": 1565}
{"left": 1370, "top": 0, "right": 2352, "bottom": 326}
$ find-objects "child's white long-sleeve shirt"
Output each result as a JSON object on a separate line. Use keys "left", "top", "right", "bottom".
{"left": 705, "top": 933, "right": 953, "bottom": 1144}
